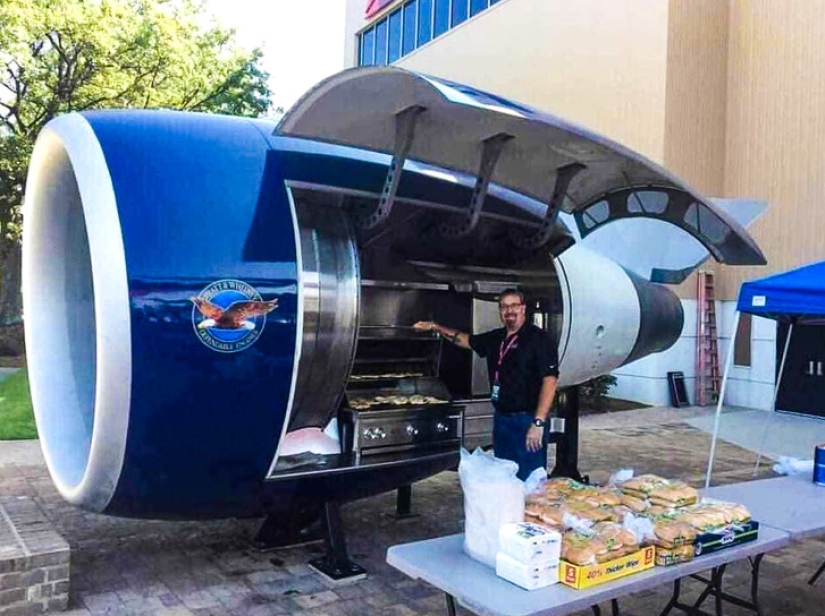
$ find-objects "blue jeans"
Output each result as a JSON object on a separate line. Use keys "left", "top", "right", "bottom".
{"left": 493, "top": 412, "right": 548, "bottom": 481}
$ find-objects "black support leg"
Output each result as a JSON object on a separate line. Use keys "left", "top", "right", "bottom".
{"left": 388, "top": 484, "right": 420, "bottom": 519}
{"left": 308, "top": 501, "right": 368, "bottom": 583}
{"left": 686, "top": 565, "right": 725, "bottom": 615}
{"left": 550, "top": 387, "right": 583, "bottom": 482}
{"left": 591, "top": 600, "right": 620, "bottom": 616}
{"left": 397, "top": 485, "right": 412, "bottom": 515}
{"left": 809, "top": 558, "right": 825, "bottom": 586}
{"left": 714, "top": 567, "right": 724, "bottom": 616}
{"left": 658, "top": 556, "right": 767, "bottom": 616}
{"left": 750, "top": 554, "right": 765, "bottom": 616}
{"left": 251, "top": 503, "right": 324, "bottom": 551}
{"left": 445, "top": 593, "right": 457, "bottom": 616}
{"left": 657, "top": 578, "right": 681, "bottom": 616}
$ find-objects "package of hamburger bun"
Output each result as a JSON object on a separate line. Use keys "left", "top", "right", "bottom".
{"left": 619, "top": 474, "right": 670, "bottom": 499}
{"left": 647, "top": 482, "right": 699, "bottom": 508}
{"left": 696, "top": 499, "right": 752, "bottom": 525}
{"left": 651, "top": 519, "right": 698, "bottom": 548}
{"left": 561, "top": 530, "right": 603, "bottom": 566}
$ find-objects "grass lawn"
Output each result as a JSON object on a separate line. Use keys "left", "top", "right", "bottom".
{"left": 0, "top": 369, "right": 37, "bottom": 440}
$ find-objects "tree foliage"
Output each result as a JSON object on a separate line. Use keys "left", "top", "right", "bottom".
{"left": 0, "top": 0, "right": 273, "bottom": 331}
{"left": 579, "top": 374, "right": 618, "bottom": 412}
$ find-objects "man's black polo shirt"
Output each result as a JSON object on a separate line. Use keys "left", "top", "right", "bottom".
{"left": 469, "top": 323, "right": 559, "bottom": 414}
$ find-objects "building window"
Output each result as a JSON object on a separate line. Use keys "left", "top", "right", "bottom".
{"left": 433, "top": 0, "right": 449, "bottom": 37}
{"left": 358, "top": 0, "right": 496, "bottom": 67}
{"left": 402, "top": 1, "right": 417, "bottom": 56}
{"left": 452, "top": 0, "right": 468, "bottom": 27}
{"left": 374, "top": 18, "right": 388, "bottom": 65}
{"left": 360, "top": 27, "right": 375, "bottom": 66}
{"left": 417, "top": 0, "right": 432, "bottom": 46}
{"left": 470, "top": 0, "right": 488, "bottom": 16}
{"left": 734, "top": 313, "right": 752, "bottom": 367}
{"left": 388, "top": 9, "right": 402, "bottom": 63}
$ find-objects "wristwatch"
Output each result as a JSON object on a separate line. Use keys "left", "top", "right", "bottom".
{"left": 532, "top": 417, "right": 546, "bottom": 427}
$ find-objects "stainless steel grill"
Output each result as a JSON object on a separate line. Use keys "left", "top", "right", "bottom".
{"left": 340, "top": 378, "right": 462, "bottom": 459}
{"left": 339, "top": 319, "right": 465, "bottom": 459}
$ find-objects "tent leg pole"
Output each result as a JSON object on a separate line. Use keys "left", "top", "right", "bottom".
{"left": 706, "top": 311, "right": 740, "bottom": 489}
{"left": 753, "top": 321, "right": 794, "bottom": 476}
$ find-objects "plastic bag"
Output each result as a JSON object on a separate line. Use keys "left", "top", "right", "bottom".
{"left": 621, "top": 512, "right": 656, "bottom": 545}
{"left": 772, "top": 456, "right": 813, "bottom": 476}
{"left": 608, "top": 468, "right": 635, "bottom": 486}
{"left": 562, "top": 511, "right": 594, "bottom": 534}
{"left": 459, "top": 447, "right": 525, "bottom": 567}
{"left": 523, "top": 466, "right": 548, "bottom": 495}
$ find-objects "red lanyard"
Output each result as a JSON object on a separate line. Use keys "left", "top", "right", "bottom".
{"left": 494, "top": 334, "right": 518, "bottom": 383}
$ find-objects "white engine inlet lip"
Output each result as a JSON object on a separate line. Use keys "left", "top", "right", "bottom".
{"left": 23, "top": 113, "right": 131, "bottom": 512}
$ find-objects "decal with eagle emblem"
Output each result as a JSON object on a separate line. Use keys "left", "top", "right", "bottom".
{"left": 190, "top": 280, "right": 278, "bottom": 353}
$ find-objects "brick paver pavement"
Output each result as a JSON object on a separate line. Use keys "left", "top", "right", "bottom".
{"left": 3, "top": 409, "right": 825, "bottom": 616}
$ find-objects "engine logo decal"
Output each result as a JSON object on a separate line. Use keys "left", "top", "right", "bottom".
{"left": 190, "top": 280, "right": 278, "bottom": 353}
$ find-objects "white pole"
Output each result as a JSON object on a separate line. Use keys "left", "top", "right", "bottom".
{"left": 753, "top": 321, "right": 794, "bottom": 475}
{"left": 705, "top": 310, "right": 740, "bottom": 489}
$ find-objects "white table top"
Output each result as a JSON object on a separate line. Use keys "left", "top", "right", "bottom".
{"left": 704, "top": 475, "right": 825, "bottom": 541}
{"left": 386, "top": 527, "right": 790, "bottom": 616}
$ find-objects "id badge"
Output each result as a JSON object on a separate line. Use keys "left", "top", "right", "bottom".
{"left": 491, "top": 383, "right": 500, "bottom": 401}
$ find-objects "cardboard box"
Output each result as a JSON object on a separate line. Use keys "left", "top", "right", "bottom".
{"left": 498, "top": 522, "right": 561, "bottom": 565}
{"left": 559, "top": 546, "right": 655, "bottom": 590}
{"left": 693, "top": 520, "right": 759, "bottom": 557}
{"left": 496, "top": 552, "right": 560, "bottom": 590}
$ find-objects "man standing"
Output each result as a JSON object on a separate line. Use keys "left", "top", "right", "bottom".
{"left": 414, "top": 289, "right": 559, "bottom": 480}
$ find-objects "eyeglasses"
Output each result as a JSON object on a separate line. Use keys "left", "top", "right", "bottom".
{"left": 499, "top": 302, "right": 523, "bottom": 311}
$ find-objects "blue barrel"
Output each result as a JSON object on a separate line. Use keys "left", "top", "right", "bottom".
{"left": 814, "top": 444, "right": 825, "bottom": 486}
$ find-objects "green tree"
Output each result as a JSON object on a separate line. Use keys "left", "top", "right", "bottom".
{"left": 0, "top": 0, "right": 273, "bottom": 352}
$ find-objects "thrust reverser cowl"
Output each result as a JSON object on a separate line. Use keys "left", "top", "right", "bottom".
{"left": 279, "top": 67, "right": 766, "bottom": 269}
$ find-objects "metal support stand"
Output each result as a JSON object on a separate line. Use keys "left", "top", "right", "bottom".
{"left": 808, "top": 558, "right": 825, "bottom": 585}
{"left": 308, "top": 501, "right": 368, "bottom": 583}
{"left": 388, "top": 484, "right": 420, "bottom": 519}
{"left": 591, "top": 599, "right": 621, "bottom": 616}
{"left": 358, "top": 105, "right": 425, "bottom": 230}
{"left": 251, "top": 505, "right": 324, "bottom": 551}
{"left": 549, "top": 387, "right": 584, "bottom": 482}
{"left": 439, "top": 132, "right": 512, "bottom": 239}
{"left": 658, "top": 554, "right": 765, "bottom": 616}
{"left": 509, "top": 162, "right": 586, "bottom": 250}
{"left": 445, "top": 593, "right": 457, "bottom": 616}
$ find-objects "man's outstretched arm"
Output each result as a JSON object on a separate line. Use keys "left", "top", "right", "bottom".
{"left": 413, "top": 321, "right": 471, "bottom": 349}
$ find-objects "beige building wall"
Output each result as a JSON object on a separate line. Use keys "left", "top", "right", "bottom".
{"left": 664, "top": 0, "right": 729, "bottom": 199}
{"left": 344, "top": 0, "right": 370, "bottom": 67}
{"left": 663, "top": 0, "right": 730, "bottom": 299}
{"left": 719, "top": 0, "right": 825, "bottom": 295}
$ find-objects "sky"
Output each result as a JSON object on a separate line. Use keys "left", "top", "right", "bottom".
{"left": 204, "top": 0, "right": 348, "bottom": 116}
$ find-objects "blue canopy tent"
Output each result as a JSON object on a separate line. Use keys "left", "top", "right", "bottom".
{"left": 705, "top": 260, "right": 825, "bottom": 488}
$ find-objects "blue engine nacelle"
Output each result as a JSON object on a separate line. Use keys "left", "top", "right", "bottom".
{"left": 24, "top": 111, "right": 305, "bottom": 518}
